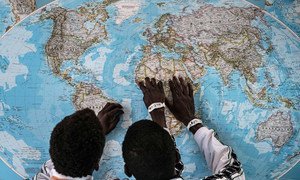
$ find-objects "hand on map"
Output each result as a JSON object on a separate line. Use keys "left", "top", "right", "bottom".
{"left": 97, "top": 102, "right": 124, "bottom": 135}
{"left": 166, "top": 77, "right": 198, "bottom": 127}
{"left": 138, "top": 77, "right": 166, "bottom": 127}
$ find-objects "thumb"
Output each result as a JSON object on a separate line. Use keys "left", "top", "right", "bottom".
{"left": 165, "top": 98, "right": 174, "bottom": 111}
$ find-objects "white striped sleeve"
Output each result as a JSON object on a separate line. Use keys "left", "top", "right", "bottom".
{"left": 32, "top": 160, "right": 53, "bottom": 180}
{"left": 194, "top": 127, "right": 245, "bottom": 180}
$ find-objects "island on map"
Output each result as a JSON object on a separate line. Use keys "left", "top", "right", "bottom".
{"left": 256, "top": 111, "right": 293, "bottom": 148}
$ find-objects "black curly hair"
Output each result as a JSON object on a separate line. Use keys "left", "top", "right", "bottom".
{"left": 122, "top": 120, "right": 176, "bottom": 180}
{"left": 49, "top": 108, "right": 105, "bottom": 177}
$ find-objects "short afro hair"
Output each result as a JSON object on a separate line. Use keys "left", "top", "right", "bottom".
{"left": 50, "top": 108, "right": 105, "bottom": 177}
{"left": 122, "top": 120, "right": 176, "bottom": 180}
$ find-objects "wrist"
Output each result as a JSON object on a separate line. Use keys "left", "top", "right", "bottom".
{"left": 182, "top": 116, "right": 197, "bottom": 126}
{"left": 189, "top": 123, "right": 203, "bottom": 134}
{"left": 150, "top": 108, "right": 166, "bottom": 127}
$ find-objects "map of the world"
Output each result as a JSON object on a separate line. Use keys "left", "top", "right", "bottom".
{"left": 0, "top": 0, "right": 299, "bottom": 179}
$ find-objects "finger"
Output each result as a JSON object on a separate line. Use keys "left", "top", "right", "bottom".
{"left": 101, "top": 102, "right": 111, "bottom": 110}
{"left": 109, "top": 110, "right": 124, "bottom": 125}
{"left": 108, "top": 108, "right": 124, "bottom": 117}
{"left": 138, "top": 81, "right": 147, "bottom": 93}
{"left": 169, "top": 80, "right": 177, "bottom": 97}
{"left": 158, "top": 81, "right": 164, "bottom": 92}
{"left": 113, "top": 111, "right": 124, "bottom": 122}
{"left": 106, "top": 110, "right": 124, "bottom": 134}
{"left": 172, "top": 76, "right": 183, "bottom": 95}
{"left": 188, "top": 82, "right": 194, "bottom": 97}
{"left": 145, "top": 77, "right": 152, "bottom": 88}
{"left": 111, "top": 109, "right": 124, "bottom": 122}
{"left": 109, "top": 121, "right": 118, "bottom": 131}
{"left": 179, "top": 77, "right": 188, "bottom": 95}
{"left": 107, "top": 117, "right": 121, "bottom": 134}
{"left": 106, "top": 103, "right": 123, "bottom": 112}
{"left": 151, "top": 78, "right": 156, "bottom": 86}
{"left": 173, "top": 76, "right": 180, "bottom": 89}
{"left": 98, "top": 102, "right": 111, "bottom": 114}
{"left": 173, "top": 76, "right": 180, "bottom": 86}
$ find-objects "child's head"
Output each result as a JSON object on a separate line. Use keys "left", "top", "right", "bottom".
{"left": 122, "top": 120, "right": 177, "bottom": 180}
{"left": 49, "top": 108, "right": 105, "bottom": 177}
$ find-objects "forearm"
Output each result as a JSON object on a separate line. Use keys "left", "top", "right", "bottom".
{"left": 194, "top": 127, "right": 230, "bottom": 173}
{"left": 194, "top": 127, "right": 245, "bottom": 179}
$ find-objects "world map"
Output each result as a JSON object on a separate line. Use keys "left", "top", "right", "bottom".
{"left": 0, "top": 0, "right": 299, "bottom": 179}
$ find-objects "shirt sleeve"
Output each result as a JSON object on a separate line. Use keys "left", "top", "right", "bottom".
{"left": 193, "top": 127, "right": 245, "bottom": 180}
{"left": 32, "top": 160, "right": 53, "bottom": 180}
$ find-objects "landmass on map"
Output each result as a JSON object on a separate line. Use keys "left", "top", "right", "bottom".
{"left": 41, "top": 1, "right": 119, "bottom": 114}
{"left": 135, "top": 45, "right": 203, "bottom": 134}
{"left": 256, "top": 111, "right": 293, "bottom": 148}
{"left": 135, "top": 5, "right": 271, "bottom": 134}
{"left": 41, "top": 3, "right": 109, "bottom": 76}
{"left": 41, "top": 0, "right": 120, "bottom": 77}
{"left": 72, "top": 82, "right": 114, "bottom": 113}
{"left": 248, "top": 0, "right": 300, "bottom": 36}
{"left": 114, "top": 0, "right": 141, "bottom": 25}
{"left": 264, "top": 0, "right": 274, "bottom": 6}
{"left": 149, "top": 5, "right": 268, "bottom": 85}
{"left": 6, "top": 0, "right": 36, "bottom": 30}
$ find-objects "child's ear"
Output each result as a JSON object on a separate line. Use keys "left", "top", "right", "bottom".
{"left": 124, "top": 164, "right": 132, "bottom": 177}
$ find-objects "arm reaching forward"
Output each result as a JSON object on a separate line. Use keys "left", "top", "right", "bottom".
{"left": 194, "top": 126, "right": 245, "bottom": 179}
{"left": 167, "top": 77, "right": 245, "bottom": 180}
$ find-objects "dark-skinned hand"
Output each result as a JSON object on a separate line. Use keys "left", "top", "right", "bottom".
{"left": 138, "top": 77, "right": 165, "bottom": 108}
{"left": 97, "top": 102, "right": 124, "bottom": 135}
{"left": 166, "top": 77, "right": 202, "bottom": 134}
{"left": 166, "top": 77, "right": 203, "bottom": 134}
{"left": 138, "top": 77, "right": 166, "bottom": 127}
